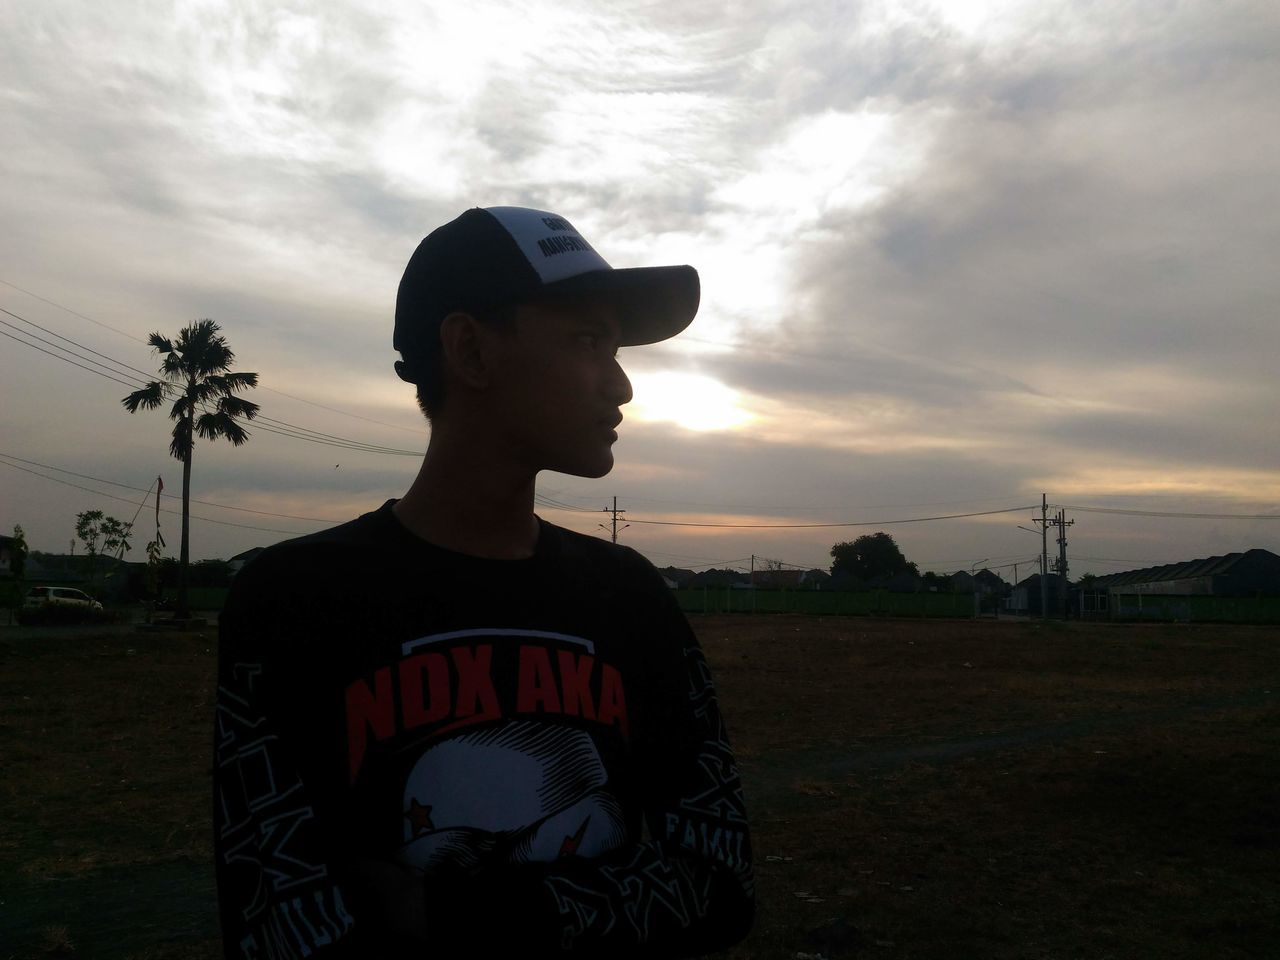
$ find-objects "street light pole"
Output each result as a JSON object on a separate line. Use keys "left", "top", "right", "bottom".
{"left": 1016, "top": 522, "right": 1048, "bottom": 618}
{"left": 971, "top": 558, "right": 989, "bottom": 618}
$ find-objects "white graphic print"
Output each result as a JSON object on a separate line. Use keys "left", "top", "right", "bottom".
{"left": 397, "top": 720, "right": 627, "bottom": 875}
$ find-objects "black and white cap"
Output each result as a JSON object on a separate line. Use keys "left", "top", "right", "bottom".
{"left": 394, "top": 206, "right": 699, "bottom": 384}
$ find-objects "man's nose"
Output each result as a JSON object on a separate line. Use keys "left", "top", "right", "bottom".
{"left": 607, "top": 357, "right": 633, "bottom": 406}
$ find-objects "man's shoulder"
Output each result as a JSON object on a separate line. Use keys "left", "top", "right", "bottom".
{"left": 234, "top": 502, "right": 396, "bottom": 584}
{"left": 541, "top": 519, "right": 662, "bottom": 585}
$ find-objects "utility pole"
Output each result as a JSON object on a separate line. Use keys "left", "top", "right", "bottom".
{"left": 1036, "top": 494, "right": 1048, "bottom": 620}
{"left": 600, "top": 496, "right": 628, "bottom": 544}
{"left": 1046, "top": 508, "right": 1075, "bottom": 618}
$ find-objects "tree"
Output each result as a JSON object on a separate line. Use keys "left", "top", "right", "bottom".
{"left": 8, "top": 524, "right": 28, "bottom": 614}
{"left": 921, "top": 570, "right": 949, "bottom": 592}
{"left": 122, "top": 319, "right": 259, "bottom": 619}
{"left": 102, "top": 516, "right": 133, "bottom": 559}
{"left": 75, "top": 509, "right": 106, "bottom": 586}
{"left": 75, "top": 510, "right": 132, "bottom": 590}
{"left": 10, "top": 524, "right": 28, "bottom": 581}
{"left": 830, "top": 532, "right": 917, "bottom": 582}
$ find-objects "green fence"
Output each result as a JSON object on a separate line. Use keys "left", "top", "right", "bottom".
{"left": 674, "top": 588, "right": 975, "bottom": 618}
{"left": 1109, "top": 594, "right": 1280, "bottom": 624}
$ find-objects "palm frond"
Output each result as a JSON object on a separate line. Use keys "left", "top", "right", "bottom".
{"left": 161, "top": 352, "right": 185, "bottom": 379}
{"left": 221, "top": 371, "right": 259, "bottom": 392}
{"left": 169, "top": 395, "right": 193, "bottom": 421}
{"left": 197, "top": 411, "right": 250, "bottom": 446}
{"left": 189, "top": 380, "right": 217, "bottom": 404}
{"left": 218, "top": 395, "right": 261, "bottom": 420}
{"left": 121, "top": 382, "right": 166, "bottom": 413}
{"left": 148, "top": 333, "right": 174, "bottom": 354}
{"left": 168, "top": 418, "right": 194, "bottom": 461}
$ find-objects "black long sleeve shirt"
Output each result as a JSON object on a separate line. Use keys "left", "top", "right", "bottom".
{"left": 214, "top": 501, "right": 753, "bottom": 958}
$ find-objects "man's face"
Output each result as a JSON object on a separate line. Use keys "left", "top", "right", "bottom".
{"left": 485, "top": 297, "right": 633, "bottom": 479}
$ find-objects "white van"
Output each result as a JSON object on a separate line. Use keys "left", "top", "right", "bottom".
{"left": 23, "top": 586, "right": 104, "bottom": 612}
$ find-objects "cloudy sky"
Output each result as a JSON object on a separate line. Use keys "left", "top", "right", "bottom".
{"left": 2, "top": 0, "right": 1278, "bottom": 581}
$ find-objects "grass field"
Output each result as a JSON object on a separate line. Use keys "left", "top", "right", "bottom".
{"left": 2, "top": 616, "right": 1277, "bottom": 959}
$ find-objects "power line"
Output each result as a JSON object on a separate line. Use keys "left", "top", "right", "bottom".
{"left": 0, "top": 457, "right": 315, "bottom": 535}
{"left": 533, "top": 493, "right": 602, "bottom": 514}
{"left": 1056, "top": 503, "right": 1280, "bottom": 520}
{"left": 0, "top": 452, "right": 346, "bottom": 523}
{"left": 2, "top": 306, "right": 157, "bottom": 380}
{"left": 0, "top": 327, "right": 142, "bottom": 389}
{"left": 1068, "top": 554, "right": 1183, "bottom": 566}
{"left": 0, "top": 277, "right": 140, "bottom": 339}
{"left": 254, "top": 384, "right": 425, "bottom": 435}
{"left": 1, "top": 306, "right": 423, "bottom": 456}
{"left": 640, "top": 548, "right": 754, "bottom": 565}
{"left": 617, "top": 491, "right": 1029, "bottom": 512}
{"left": 1, "top": 278, "right": 424, "bottom": 434}
{"left": 628, "top": 504, "right": 1036, "bottom": 529}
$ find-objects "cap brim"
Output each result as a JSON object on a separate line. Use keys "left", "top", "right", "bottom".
{"left": 539, "top": 265, "right": 699, "bottom": 346}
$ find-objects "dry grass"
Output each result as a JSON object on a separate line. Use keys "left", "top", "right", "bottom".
{"left": 703, "top": 616, "right": 1280, "bottom": 960}
{"left": 1, "top": 616, "right": 1277, "bottom": 959}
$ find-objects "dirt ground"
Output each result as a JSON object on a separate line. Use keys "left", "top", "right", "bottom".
{"left": 1, "top": 615, "right": 1277, "bottom": 959}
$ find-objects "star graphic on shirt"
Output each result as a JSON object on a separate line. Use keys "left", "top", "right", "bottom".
{"left": 405, "top": 797, "right": 435, "bottom": 837}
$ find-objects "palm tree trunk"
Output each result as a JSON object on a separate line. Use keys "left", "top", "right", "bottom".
{"left": 178, "top": 412, "right": 192, "bottom": 619}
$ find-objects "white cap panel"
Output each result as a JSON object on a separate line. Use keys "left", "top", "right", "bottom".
{"left": 485, "top": 206, "right": 612, "bottom": 283}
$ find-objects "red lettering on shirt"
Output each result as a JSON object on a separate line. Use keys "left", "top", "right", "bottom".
{"left": 557, "top": 650, "right": 597, "bottom": 721}
{"left": 345, "top": 667, "right": 394, "bottom": 782}
{"left": 516, "top": 645, "right": 562, "bottom": 714}
{"left": 399, "top": 652, "right": 450, "bottom": 728}
{"left": 597, "top": 663, "right": 628, "bottom": 738}
{"left": 451, "top": 644, "right": 500, "bottom": 719}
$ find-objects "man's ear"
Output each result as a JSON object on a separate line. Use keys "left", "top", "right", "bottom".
{"left": 438, "top": 311, "right": 491, "bottom": 390}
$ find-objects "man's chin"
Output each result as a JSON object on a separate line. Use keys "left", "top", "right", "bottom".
{"left": 552, "top": 450, "right": 615, "bottom": 480}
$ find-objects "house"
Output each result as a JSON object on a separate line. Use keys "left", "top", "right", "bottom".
{"left": 864, "top": 570, "right": 922, "bottom": 593}
{"left": 688, "top": 568, "right": 749, "bottom": 589}
{"left": 657, "top": 566, "right": 697, "bottom": 588}
{"left": 1089, "top": 549, "right": 1280, "bottom": 598}
{"left": 749, "top": 568, "right": 832, "bottom": 590}
{"left": 1006, "top": 573, "right": 1072, "bottom": 617}
{"left": 976, "top": 569, "right": 1010, "bottom": 596}
{"left": 229, "top": 547, "right": 267, "bottom": 575}
{"left": 949, "top": 568, "right": 1009, "bottom": 596}
{"left": 0, "top": 534, "right": 14, "bottom": 576}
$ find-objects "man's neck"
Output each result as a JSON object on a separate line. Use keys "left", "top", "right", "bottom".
{"left": 393, "top": 426, "right": 540, "bottom": 560}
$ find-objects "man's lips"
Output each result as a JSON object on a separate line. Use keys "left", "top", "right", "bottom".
{"left": 600, "top": 413, "right": 623, "bottom": 440}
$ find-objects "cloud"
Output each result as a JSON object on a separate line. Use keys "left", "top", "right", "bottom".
{"left": 2, "top": 0, "right": 1278, "bottom": 574}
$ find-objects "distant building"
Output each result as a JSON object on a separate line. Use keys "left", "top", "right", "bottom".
{"left": 688, "top": 568, "right": 749, "bottom": 589}
{"left": 864, "top": 570, "right": 922, "bottom": 593}
{"left": 0, "top": 534, "right": 15, "bottom": 577}
{"left": 949, "top": 568, "right": 1009, "bottom": 596}
{"left": 657, "top": 566, "right": 697, "bottom": 588}
{"left": 229, "top": 547, "right": 267, "bottom": 575}
{"left": 750, "top": 568, "right": 832, "bottom": 590}
{"left": 1090, "top": 549, "right": 1280, "bottom": 597}
{"left": 1006, "top": 573, "right": 1071, "bottom": 617}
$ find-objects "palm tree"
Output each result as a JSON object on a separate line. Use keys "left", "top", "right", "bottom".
{"left": 122, "top": 319, "right": 259, "bottom": 619}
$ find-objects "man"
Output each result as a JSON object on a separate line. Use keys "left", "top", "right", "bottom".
{"left": 214, "top": 207, "right": 754, "bottom": 957}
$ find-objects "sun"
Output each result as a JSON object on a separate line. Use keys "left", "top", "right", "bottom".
{"left": 626, "top": 372, "right": 755, "bottom": 433}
